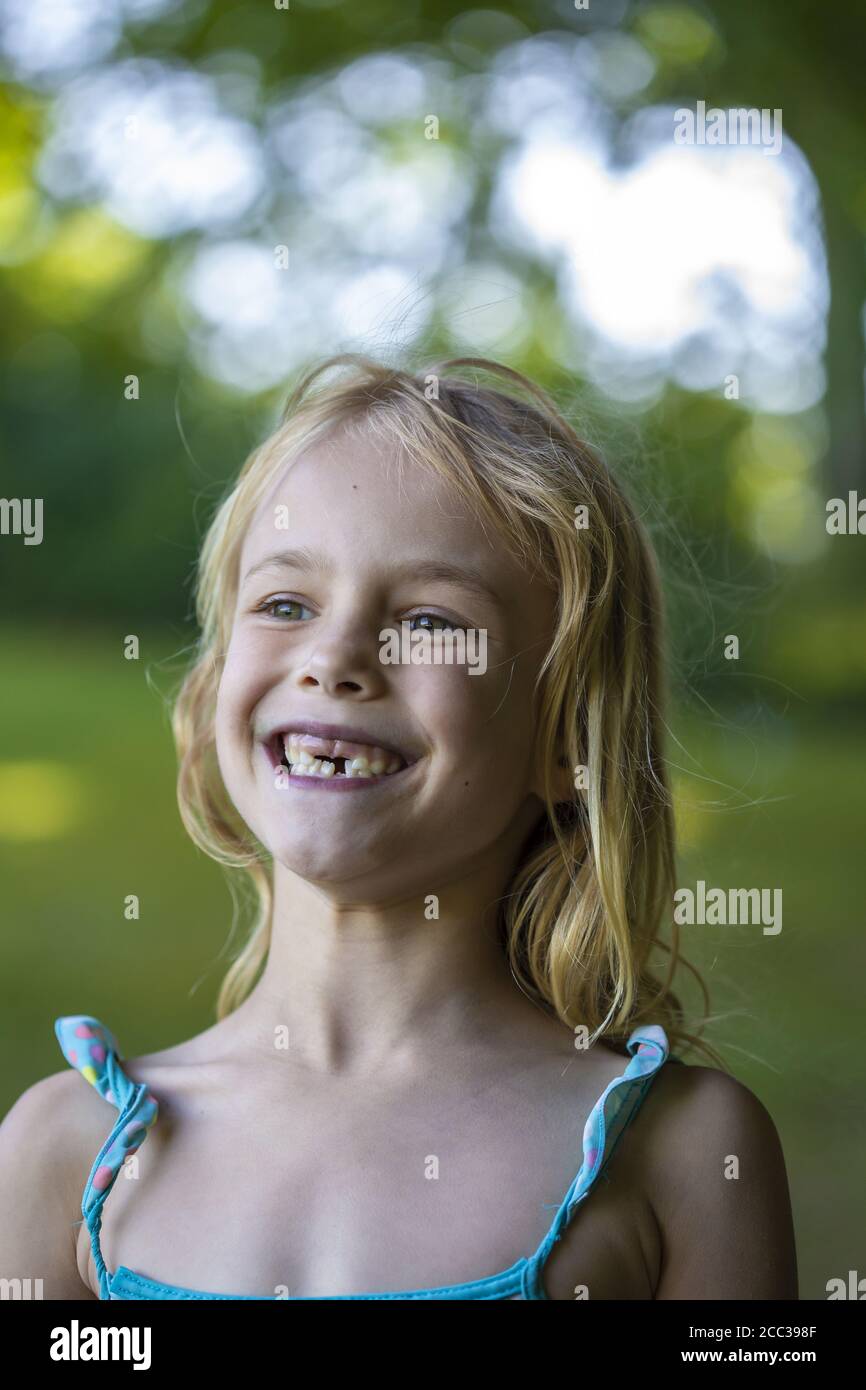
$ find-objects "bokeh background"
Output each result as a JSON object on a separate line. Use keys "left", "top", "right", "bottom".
{"left": 1, "top": 0, "right": 864, "bottom": 1298}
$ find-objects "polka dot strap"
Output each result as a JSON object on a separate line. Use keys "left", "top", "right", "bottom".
{"left": 54, "top": 1015, "right": 159, "bottom": 1300}
{"left": 525, "top": 1023, "right": 672, "bottom": 1284}
{"left": 55, "top": 1016, "right": 129, "bottom": 1105}
{"left": 566, "top": 1023, "right": 670, "bottom": 1217}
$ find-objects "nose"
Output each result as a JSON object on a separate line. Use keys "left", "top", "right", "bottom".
{"left": 293, "top": 620, "right": 388, "bottom": 699}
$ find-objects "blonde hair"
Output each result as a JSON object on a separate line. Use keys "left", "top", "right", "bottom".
{"left": 172, "top": 353, "right": 724, "bottom": 1067}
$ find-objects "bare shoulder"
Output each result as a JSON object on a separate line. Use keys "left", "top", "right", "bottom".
{"left": 0, "top": 1069, "right": 107, "bottom": 1299}
{"left": 121, "top": 1012, "right": 249, "bottom": 1080}
{"left": 641, "top": 1061, "right": 788, "bottom": 1171}
{"left": 0, "top": 1067, "right": 111, "bottom": 1199}
{"left": 637, "top": 1061, "right": 799, "bottom": 1299}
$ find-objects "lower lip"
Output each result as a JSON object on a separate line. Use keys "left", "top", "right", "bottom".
{"left": 262, "top": 746, "right": 419, "bottom": 792}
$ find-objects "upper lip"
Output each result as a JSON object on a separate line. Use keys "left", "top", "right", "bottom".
{"left": 262, "top": 719, "right": 419, "bottom": 766}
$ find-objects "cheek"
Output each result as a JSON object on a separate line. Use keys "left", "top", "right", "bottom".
{"left": 214, "top": 660, "right": 241, "bottom": 743}
{"left": 213, "top": 674, "right": 240, "bottom": 796}
{"left": 407, "top": 666, "right": 534, "bottom": 787}
{"left": 216, "top": 625, "right": 269, "bottom": 717}
{"left": 213, "top": 651, "right": 259, "bottom": 776}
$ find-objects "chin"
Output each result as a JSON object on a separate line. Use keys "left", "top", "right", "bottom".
{"left": 268, "top": 840, "right": 380, "bottom": 886}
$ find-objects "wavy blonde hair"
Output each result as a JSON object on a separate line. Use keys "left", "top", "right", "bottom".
{"left": 172, "top": 353, "right": 723, "bottom": 1067}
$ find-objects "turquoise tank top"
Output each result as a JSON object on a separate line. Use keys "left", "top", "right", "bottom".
{"left": 55, "top": 1013, "right": 681, "bottom": 1301}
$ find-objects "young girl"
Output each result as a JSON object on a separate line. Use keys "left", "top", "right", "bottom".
{"left": 1, "top": 355, "right": 798, "bottom": 1300}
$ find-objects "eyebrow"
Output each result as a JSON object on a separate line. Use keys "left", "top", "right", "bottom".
{"left": 242, "top": 547, "right": 504, "bottom": 611}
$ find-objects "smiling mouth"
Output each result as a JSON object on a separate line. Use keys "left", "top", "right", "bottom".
{"left": 268, "top": 732, "right": 412, "bottom": 782}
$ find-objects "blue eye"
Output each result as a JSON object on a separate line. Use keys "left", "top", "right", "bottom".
{"left": 257, "top": 598, "right": 313, "bottom": 621}
{"left": 406, "top": 612, "right": 464, "bottom": 632}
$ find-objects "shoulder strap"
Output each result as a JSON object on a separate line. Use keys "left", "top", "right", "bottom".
{"left": 54, "top": 1016, "right": 159, "bottom": 1300}
{"left": 524, "top": 1024, "right": 671, "bottom": 1292}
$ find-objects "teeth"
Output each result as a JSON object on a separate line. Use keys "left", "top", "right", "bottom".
{"left": 279, "top": 733, "right": 409, "bottom": 779}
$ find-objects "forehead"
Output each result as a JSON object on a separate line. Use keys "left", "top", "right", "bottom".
{"left": 245, "top": 420, "right": 472, "bottom": 540}
{"left": 239, "top": 419, "right": 555, "bottom": 621}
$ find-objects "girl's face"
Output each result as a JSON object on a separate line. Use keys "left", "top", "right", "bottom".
{"left": 214, "top": 421, "right": 568, "bottom": 897}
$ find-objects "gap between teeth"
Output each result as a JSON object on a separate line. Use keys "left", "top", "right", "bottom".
{"left": 285, "top": 744, "right": 403, "bottom": 778}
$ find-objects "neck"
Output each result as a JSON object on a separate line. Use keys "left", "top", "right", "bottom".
{"left": 226, "top": 806, "right": 557, "bottom": 1078}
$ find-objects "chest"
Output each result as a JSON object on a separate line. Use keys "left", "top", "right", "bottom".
{"left": 79, "top": 1060, "right": 661, "bottom": 1300}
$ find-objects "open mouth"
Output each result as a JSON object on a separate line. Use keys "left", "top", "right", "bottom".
{"left": 267, "top": 731, "right": 413, "bottom": 782}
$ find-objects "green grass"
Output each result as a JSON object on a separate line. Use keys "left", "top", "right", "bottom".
{"left": 1, "top": 624, "right": 863, "bottom": 1298}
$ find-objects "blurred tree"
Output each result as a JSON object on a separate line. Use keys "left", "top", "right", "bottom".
{"left": 0, "top": 0, "right": 862, "bottom": 706}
